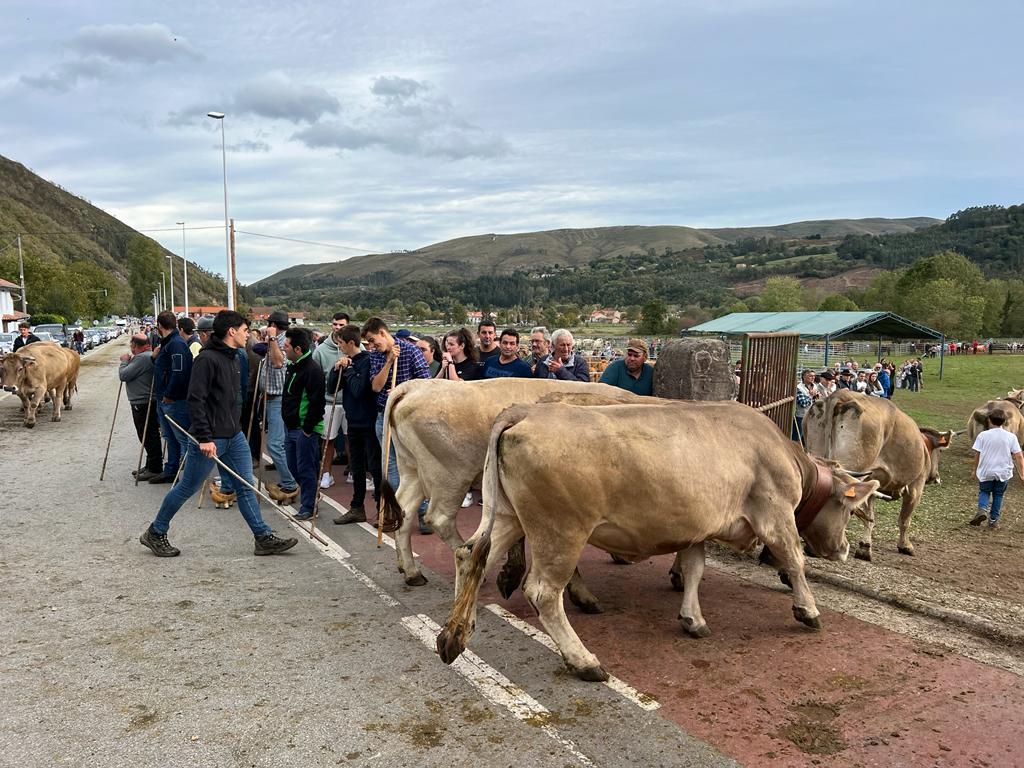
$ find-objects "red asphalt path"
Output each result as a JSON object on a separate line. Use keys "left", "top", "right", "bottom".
{"left": 322, "top": 479, "right": 1023, "bottom": 767}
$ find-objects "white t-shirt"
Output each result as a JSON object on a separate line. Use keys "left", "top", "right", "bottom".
{"left": 973, "top": 428, "right": 1022, "bottom": 482}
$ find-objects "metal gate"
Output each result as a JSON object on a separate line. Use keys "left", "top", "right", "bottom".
{"left": 738, "top": 332, "right": 800, "bottom": 435}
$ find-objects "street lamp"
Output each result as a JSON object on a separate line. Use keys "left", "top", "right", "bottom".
{"left": 160, "top": 271, "right": 166, "bottom": 310}
{"left": 207, "top": 111, "right": 233, "bottom": 309}
{"left": 176, "top": 221, "right": 189, "bottom": 316}
{"left": 166, "top": 252, "right": 175, "bottom": 314}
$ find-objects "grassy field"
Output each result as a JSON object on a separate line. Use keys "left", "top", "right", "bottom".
{"left": 867, "top": 353, "right": 1024, "bottom": 549}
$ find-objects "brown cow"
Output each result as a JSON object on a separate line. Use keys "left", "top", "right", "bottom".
{"left": 804, "top": 389, "right": 956, "bottom": 560}
{"left": 966, "top": 393, "right": 1024, "bottom": 445}
{"left": 0, "top": 343, "right": 75, "bottom": 427}
{"left": 437, "top": 400, "right": 878, "bottom": 682}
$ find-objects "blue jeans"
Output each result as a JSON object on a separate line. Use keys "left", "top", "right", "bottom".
{"left": 265, "top": 397, "right": 296, "bottom": 490}
{"left": 152, "top": 432, "right": 272, "bottom": 537}
{"left": 979, "top": 478, "right": 1009, "bottom": 522}
{"left": 375, "top": 411, "right": 399, "bottom": 491}
{"left": 285, "top": 429, "right": 321, "bottom": 516}
{"left": 159, "top": 400, "right": 191, "bottom": 476}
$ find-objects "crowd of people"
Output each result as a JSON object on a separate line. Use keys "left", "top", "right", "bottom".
{"left": 123, "top": 311, "right": 656, "bottom": 556}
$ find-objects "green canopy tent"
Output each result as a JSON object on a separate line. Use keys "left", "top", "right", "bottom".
{"left": 684, "top": 311, "right": 946, "bottom": 378}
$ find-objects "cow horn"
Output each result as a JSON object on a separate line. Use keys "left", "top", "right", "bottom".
{"left": 846, "top": 470, "right": 873, "bottom": 478}
{"left": 951, "top": 429, "right": 967, "bottom": 436}
{"left": 872, "top": 491, "right": 893, "bottom": 501}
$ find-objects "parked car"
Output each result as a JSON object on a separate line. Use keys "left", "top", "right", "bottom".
{"left": 0, "top": 332, "right": 14, "bottom": 353}
{"left": 31, "top": 324, "right": 70, "bottom": 347}
{"left": 85, "top": 329, "right": 103, "bottom": 348}
{"left": 33, "top": 332, "right": 55, "bottom": 343}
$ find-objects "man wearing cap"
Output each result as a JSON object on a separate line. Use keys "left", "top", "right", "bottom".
{"left": 118, "top": 334, "right": 163, "bottom": 481}
{"left": 816, "top": 370, "right": 837, "bottom": 398}
{"left": 836, "top": 368, "right": 856, "bottom": 391}
{"left": 261, "top": 310, "right": 300, "bottom": 503}
{"left": 598, "top": 338, "right": 654, "bottom": 395}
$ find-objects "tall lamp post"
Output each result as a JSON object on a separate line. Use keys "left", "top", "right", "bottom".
{"left": 176, "top": 220, "right": 189, "bottom": 316}
{"left": 166, "top": 253, "right": 175, "bottom": 315}
{"left": 160, "top": 271, "right": 166, "bottom": 310}
{"left": 207, "top": 111, "right": 233, "bottom": 309}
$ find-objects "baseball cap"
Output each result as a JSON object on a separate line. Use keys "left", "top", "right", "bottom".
{"left": 394, "top": 329, "right": 412, "bottom": 339}
{"left": 196, "top": 316, "right": 215, "bottom": 331}
{"left": 267, "top": 310, "right": 290, "bottom": 328}
{"left": 626, "top": 338, "right": 648, "bottom": 355}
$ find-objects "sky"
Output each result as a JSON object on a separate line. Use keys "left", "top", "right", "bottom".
{"left": 2, "top": 0, "right": 1022, "bottom": 285}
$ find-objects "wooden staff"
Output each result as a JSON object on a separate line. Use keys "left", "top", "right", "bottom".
{"left": 99, "top": 381, "right": 124, "bottom": 481}
{"left": 378, "top": 354, "right": 400, "bottom": 546}
{"left": 309, "top": 360, "right": 346, "bottom": 539}
{"left": 134, "top": 377, "right": 155, "bottom": 486}
{"left": 257, "top": 357, "right": 271, "bottom": 492}
{"left": 164, "top": 414, "right": 330, "bottom": 547}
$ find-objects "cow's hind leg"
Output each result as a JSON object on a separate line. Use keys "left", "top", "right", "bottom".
{"left": 565, "top": 567, "right": 602, "bottom": 614}
{"left": 755, "top": 520, "right": 821, "bottom": 630}
{"left": 49, "top": 387, "right": 62, "bottom": 422}
{"left": 896, "top": 488, "right": 921, "bottom": 555}
{"left": 677, "top": 544, "right": 711, "bottom": 637}
{"left": 393, "top": 475, "right": 427, "bottom": 585}
{"left": 496, "top": 537, "right": 526, "bottom": 599}
{"left": 523, "top": 537, "right": 607, "bottom": 682}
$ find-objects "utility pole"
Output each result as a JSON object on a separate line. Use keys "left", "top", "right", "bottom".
{"left": 177, "top": 221, "right": 189, "bottom": 316}
{"left": 229, "top": 218, "right": 237, "bottom": 309}
{"left": 160, "top": 271, "right": 166, "bottom": 311}
{"left": 16, "top": 235, "right": 27, "bottom": 313}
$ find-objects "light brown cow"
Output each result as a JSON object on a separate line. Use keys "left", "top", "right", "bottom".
{"left": 966, "top": 393, "right": 1024, "bottom": 445}
{"left": 381, "top": 378, "right": 641, "bottom": 608}
{"left": 0, "top": 343, "right": 75, "bottom": 427}
{"left": 437, "top": 400, "right": 878, "bottom": 682}
{"left": 803, "top": 389, "right": 956, "bottom": 560}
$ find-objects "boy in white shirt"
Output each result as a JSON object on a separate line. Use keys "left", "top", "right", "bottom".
{"left": 970, "top": 413, "right": 1024, "bottom": 529}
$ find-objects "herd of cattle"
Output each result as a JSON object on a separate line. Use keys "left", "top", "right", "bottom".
{"left": 0, "top": 341, "right": 80, "bottom": 427}
{"left": 3, "top": 340, "right": 1022, "bottom": 684}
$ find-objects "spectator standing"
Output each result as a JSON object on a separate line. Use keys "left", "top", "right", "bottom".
{"left": 793, "top": 368, "right": 820, "bottom": 442}
{"left": 529, "top": 326, "right": 551, "bottom": 373}
{"left": 72, "top": 327, "right": 85, "bottom": 355}
{"left": 12, "top": 321, "right": 39, "bottom": 351}
{"left": 535, "top": 329, "right": 590, "bottom": 382}
{"left": 312, "top": 318, "right": 349, "bottom": 488}
{"left": 835, "top": 369, "right": 856, "bottom": 391}
{"left": 437, "top": 328, "right": 484, "bottom": 381}
{"left": 598, "top": 338, "right": 654, "bottom": 395}
{"left": 281, "top": 327, "right": 325, "bottom": 521}
{"left": 139, "top": 310, "right": 297, "bottom": 557}
{"left": 412, "top": 335, "right": 442, "bottom": 377}
{"left": 328, "top": 324, "right": 382, "bottom": 525}
{"left": 483, "top": 329, "right": 533, "bottom": 379}
{"left": 150, "top": 310, "right": 193, "bottom": 484}
{"left": 119, "top": 334, "right": 162, "bottom": 481}
{"left": 477, "top": 320, "right": 500, "bottom": 363}
{"left": 969, "top": 413, "right": 1024, "bottom": 529}
{"left": 815, "top": 370, "right": 837, "bottom": 398}
{"left": 178, "top": 317, "right": 200, "bottom": 358}
{"left": 866, "top": 371, "right": 886, "bottom": 397}
{"left": 262, "top": 311, "right": 300, "bottom": 503}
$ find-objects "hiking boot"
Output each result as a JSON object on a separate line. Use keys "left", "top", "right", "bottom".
{"left": 136, "top": 468, "right": 160, "bottom": 482}
{"left": 254, "top": 533, "right": 298, "bottom": 555}
{"left": 333, "top": 505, "right": 367, "bottom": 525}
{"left": 140, "top": 526, "right": 180, "bottom": 557}
{"left": 148, "top": 472, "right": 174, "bottom": 484}
{"left": 267, "top": 483, "right": 299, "bottom": 503}
{"left": 969, "top": 512, "right": 987, "bottom": 526}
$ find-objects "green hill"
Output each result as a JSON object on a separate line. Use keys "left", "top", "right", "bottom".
{"left": 0, "top": 154, "right": 227, "bottom": 319}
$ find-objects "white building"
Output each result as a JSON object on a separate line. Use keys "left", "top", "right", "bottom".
{"left": 0, "top": 278, "right": 30, "bottom": 332}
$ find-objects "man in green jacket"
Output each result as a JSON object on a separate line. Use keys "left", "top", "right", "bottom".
{"left": 598, "top": 338, "right": 654, "bottom": 396}
{"left": 282, "top": 327, "right": 326, "bottom": 520}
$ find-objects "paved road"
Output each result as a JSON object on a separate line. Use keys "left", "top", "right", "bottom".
{"left": 0, "top": 339, "right": 732, "bottom": 768}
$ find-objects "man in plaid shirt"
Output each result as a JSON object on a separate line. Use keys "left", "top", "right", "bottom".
{"left": 362, "top": 317, "right": 431, "bottom": 494}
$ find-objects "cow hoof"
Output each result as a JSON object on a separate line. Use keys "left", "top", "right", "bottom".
{"left": 679, "top": 616, "right": 711, "bottom": 638}
{"left": 574, "top": 665, "right": 610, "bottom": 683}
{"left": 854, "top": 544, "right": 872, "bottom": 562}
{"left": 577, "top": 600, "right": 603, "bottom": 615}
{"left": 405, "top": 573, "right": 428, "bottom": 587}
{"left": 793, "top": 606, "right": 822, "bottom": 629}
{"left": 610, "top": 554, "right": 632, "bottom": 565}
{"left": 436, "top": 628, "right": 464, "bottom": 665}
{"left": 778, "top": 570, "right": 792, "bottom": 588}
{"left": 803, "top": 543, "right": 818, "bottom": 559}
{"left": 669, "top": 571, "right": 684, "bottom": 592}
{"left": 25, "top": 422, "right": 35, "bottom": 429}
{"left": 898, "top": 546, "right": 915, "bottom": 556}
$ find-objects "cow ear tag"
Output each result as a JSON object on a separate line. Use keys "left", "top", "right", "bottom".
{"left": 843, "top": 487, "right": 857, "bottom": 498}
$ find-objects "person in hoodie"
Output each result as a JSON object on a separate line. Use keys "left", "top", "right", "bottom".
{"left": 150, "top": 310, "right": 193, "bottom": 484}
{"left": 311, "top": 313, "right": 350, "bottom": 489}
{"left": 139, "top": 310, "right": 297, "bottom": 558}
{"left": 281, "top": 327, "right": 326, "bottom": 521}
{"left": 328, "top": 323, "right": 382, "bottom": 525}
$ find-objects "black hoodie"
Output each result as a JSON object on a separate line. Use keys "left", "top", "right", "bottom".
{"left": 188, "top": 335, "right": 242, "bottom": 441}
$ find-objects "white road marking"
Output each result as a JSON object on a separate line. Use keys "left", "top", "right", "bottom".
{"left": 485, "top": 603, "right": 661, "bottom": 712}
{"left": 401, "top": 613, "right": 596, "bottom": 768}
{"left": 276, "top": 503, "right": 351, "bottom": 562}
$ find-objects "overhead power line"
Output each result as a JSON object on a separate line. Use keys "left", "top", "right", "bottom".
{"left": 235, "top": 229, "right": 381, "bottom": 253}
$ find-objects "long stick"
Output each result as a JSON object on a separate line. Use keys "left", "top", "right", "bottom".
{"left": 99, "top": 381, "right": 124, "bottom": 481}
{"left": 258, "top": 357, "right": 270, "bottom": 492}
{"left": 310, "top": 360, "right": 345, "bottom": 538}
{"left": 134, "top": 378, "right": 155, "bottom": 486}
{"left": 163, "top": 414, "right": 330, "bottom": 546}
{"left": 246, "top": 359, "right": 263, "bottom": 444}
{"left": 378, "top": 358, "right": 399, "bottom": 546}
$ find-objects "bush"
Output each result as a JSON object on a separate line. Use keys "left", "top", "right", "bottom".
{"left": 31, "top": 313, "right": 66, "bottom": 325}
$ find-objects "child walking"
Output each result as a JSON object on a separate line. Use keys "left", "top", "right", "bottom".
{"left": 970, "top": 413, "right": 1024, "bottom": 529}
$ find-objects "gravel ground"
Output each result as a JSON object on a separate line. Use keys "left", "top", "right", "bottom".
{"left": 0, "top": 339, "right": 734, "bottom": 768}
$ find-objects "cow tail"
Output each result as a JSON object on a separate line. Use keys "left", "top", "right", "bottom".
{"left": 378, "top": 385, "right": 409, "bottom": 531}
{"left": 437, "top": 407, "right": 521, "bottom": 665}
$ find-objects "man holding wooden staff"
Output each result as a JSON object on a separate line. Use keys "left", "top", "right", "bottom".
{"left": 139, "top": 310, "right": 298, "bottom": 558}
{"left": 119, "top": 334, "right": 162, "bottom": 481}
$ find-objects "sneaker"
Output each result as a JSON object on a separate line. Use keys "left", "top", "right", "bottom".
{"left": 419, "top": 521, "right": 434, "bottom": 535}
{"left": 148, "top": 472, "right": 174, "bottom": 484}
{"left": 969, "top": 512, "right": 987, "bottom": 526}
{"left": 333, "top": 506, "right": 366, "bottom": 525}
{"left": 461, "top": 492, "right": 474, "bottom": 508}
{"left": 478, "top": 497, "right": 484, "bottom": 506}
{"left": 293, "top": 510, "right": 314, "bottom": 521}
{"left": 254, "top": 533, "right": 298, "bottom": 555}
{"left": 988, "top": 519, "right": 999, "bottom": 530}
{"left": 320, "top": 472, "right": 335, "bottom": 489}
{"left": 345, "top": 473, "right": 353, "bottom": 484}
{"left": 139, "top": 526, "right": 180, "bottom": 557}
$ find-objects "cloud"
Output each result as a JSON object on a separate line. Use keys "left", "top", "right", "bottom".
{"left": 20, "top": 56, "right": 114, "bottom": 92}
{"left": 70, "top": 23, "right": 201, "bottom": 64}
{"left": 232, "top": 71, "right": 340, "bottom": 123}
{"left": 292, "top": 76, "right": 509, "bottom": 159}
{"left": 227, "top": 139, "right": 271, "bottom": 153}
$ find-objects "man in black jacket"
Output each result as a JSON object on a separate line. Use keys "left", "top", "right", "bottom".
{"left": 328, "top": 324, "right": 382, "bottom": 525}
{"left": 281, "top": 327, "right": 325, "bottom": 520}
{"left": 12, "top": 322, "right": 40, "bottom": 351}
{"left": 140, "top": 310, "right": 297, "bottom": 557}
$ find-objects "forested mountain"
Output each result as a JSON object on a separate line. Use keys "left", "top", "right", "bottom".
{"left": 0, "top": 154, "right": 227, "bottom": 319}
